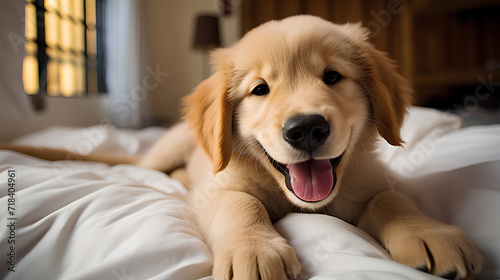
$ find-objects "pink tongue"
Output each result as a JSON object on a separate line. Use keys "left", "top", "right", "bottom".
{"left": 287, "top": 159, "right": 334, "bottom": 202}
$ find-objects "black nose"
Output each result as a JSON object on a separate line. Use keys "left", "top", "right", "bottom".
{"left": 283, "top": 114, "right": 330, "bottom": 152}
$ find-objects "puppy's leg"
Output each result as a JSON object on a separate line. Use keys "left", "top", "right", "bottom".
{"left": 139, "top": 122, "right": 197, "bottom": 172}
{"left": 168, "top": 167, "right": 190, "bottom": 187}
{"left": 359, "top": 191, "right": 483, "bottom": 279}
{"left": 193, "top": 190, "right": 301, "bottom": 280}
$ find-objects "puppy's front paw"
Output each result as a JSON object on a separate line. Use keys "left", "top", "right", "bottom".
{"left": 386, "top": 224, "right": 483, "bottom": 279}
{"left": 213, "top": 234, "right": 301, "bottom": 280}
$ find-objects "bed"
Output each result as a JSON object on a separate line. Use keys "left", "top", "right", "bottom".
{"left": 1, "top": 106, "right": 499, "bottom": 280}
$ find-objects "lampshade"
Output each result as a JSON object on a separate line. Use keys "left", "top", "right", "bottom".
{"left": 193, "top": 15, "right": 221, "bottom": 49}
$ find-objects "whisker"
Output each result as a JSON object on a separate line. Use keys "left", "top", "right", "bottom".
{"left": 234, "top": 135, "right": 254, "bottom": 152}
{"left": 242, "top": 140, "right": 262, "bottom": 183}
{"left": 245, "top": 143, "right": 262, "bottom": 168}
{"left": 255, "top": 146, "right": 266, "bottom": 179}
{"left": 236, "top": 139, "right": 259, "bottom": 165}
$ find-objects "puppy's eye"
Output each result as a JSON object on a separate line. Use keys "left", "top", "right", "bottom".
{"left": 323, "top": 70, "right": 343, "bottom": 85}
{"left": 251, "top": 84, "right": 270, "bottom": 96}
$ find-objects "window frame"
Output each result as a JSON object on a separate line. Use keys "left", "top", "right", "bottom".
{"left": 25, "top": 0, "right": 107, "bottom": 100}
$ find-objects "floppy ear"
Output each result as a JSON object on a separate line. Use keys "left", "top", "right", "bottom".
{"left": 359, "top": 37, "right": 414, "bottom": 146}
{"left": 182, "top": 55, "right": 233, "bottom": 173}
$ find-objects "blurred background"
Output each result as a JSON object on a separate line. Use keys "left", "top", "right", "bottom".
{"left": 1, "top": 0, "right": 499, "bottom": 141}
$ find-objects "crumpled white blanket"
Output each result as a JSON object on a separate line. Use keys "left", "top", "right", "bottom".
{"left": 1, "top": 107, "right": 499, "bottom": 279}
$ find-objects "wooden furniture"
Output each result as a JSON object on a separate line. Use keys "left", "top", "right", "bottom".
{"left": 241, "top": 0, "right": 500, "bottom": 105}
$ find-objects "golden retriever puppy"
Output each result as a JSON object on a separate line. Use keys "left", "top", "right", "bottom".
{"left": 141, "top": 15, "right": 484, "bottom": 280}
{"left": 2, "top": 15, "right": 482, "bottom": 280}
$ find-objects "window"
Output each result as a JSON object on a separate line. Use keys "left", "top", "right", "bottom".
{"left": 23, "top": 0, "right": 106, "bottom": 97}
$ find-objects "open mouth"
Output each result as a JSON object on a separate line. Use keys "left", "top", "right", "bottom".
{"left": 266, "top": 152, "right": 343, "bottom": 203}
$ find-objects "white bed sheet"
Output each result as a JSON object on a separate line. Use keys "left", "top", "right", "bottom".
{"left": 1, "top": 107, "right": 499, "bottom": 280}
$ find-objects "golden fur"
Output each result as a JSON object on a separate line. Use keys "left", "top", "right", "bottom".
{"left": 2, "top": 15, "right": 482, "bottom": 280}
{"left": 177, "top": 16, "right": 482, "bottom": 279}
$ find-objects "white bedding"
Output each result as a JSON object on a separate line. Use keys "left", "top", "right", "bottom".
{"left": 1, "top": 107, "right": 500, "bottom": 280}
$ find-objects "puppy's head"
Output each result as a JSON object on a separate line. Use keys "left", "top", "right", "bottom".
{"left": 184, "top": 15, "right": 413, "bottom": 209}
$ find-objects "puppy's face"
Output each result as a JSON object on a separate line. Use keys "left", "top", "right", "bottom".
{"left": 184, "top": 16, "right": 412, "bottom": 210}
{"left": 231, "top": 19, "right": 371, "bottom": 208}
